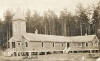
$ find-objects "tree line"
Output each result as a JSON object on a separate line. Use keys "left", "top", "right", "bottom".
{"left": 0, "top": 2, "right": 100, "bottom": 47}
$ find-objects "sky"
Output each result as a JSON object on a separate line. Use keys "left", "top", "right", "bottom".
{"left": 0, "top": 0, "right": 100, "bottom": 19}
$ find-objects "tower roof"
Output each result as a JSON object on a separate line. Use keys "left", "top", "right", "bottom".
{"left": 13, "top": 8, "right": 25, "bottom": 20}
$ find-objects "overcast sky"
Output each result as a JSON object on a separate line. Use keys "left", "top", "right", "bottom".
{"left": 0, "top": 0, "right": 99, "bottom": 19}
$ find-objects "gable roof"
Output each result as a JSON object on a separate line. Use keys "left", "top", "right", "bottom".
{"left": 23, "top": 33, "right": 97, "bottom": 42}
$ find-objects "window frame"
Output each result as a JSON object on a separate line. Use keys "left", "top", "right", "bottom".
{"left": 53, "top": 42, "right": 55, "bottom": 47}
{"left": 25, "top": 42, "right": 28, "bottom": 47}
{"left": 42, "top": 42, "right": 43, "bottom": 47}
{"left": 8, "top": 42, "right": 10, "bottom": 48}
{"left": 12, "top": 42, "right": 15, "bottom": 48}
{"left": 86, "top": 43, "right": 88, "bottom": 47}
{"left": 18, "top": 43, "right": 20, "bottom": 45}
{"left": 62, "top": 43, "right": 63, "bottom": 47}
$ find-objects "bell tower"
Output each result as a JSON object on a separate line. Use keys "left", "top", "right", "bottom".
{"left": 12, "top": 8, "right": 26, "bottom": 37}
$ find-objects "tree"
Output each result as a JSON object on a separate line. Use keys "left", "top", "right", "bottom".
{"left": 43, "top": 10, "right": 58, "bottom": 35}
{"left": 92, "top": 1, "right": 100, "bottom": 38}
{"left": 3, "top": 10, "right": 14, "bottom": 47}
{"left": 59, "top": 9, "right": 72, "bottom": 36}
{"left": 25, "top": 9, "right": 31, "bottom": 33}
{"left": 92, "top": 2, "right": 100, "bottom": 34}
{"left": 76, "top": 4, "right": 89, "bottom": 35}
{"left": 31, "top": 11, "right": 43, "bottom": 34}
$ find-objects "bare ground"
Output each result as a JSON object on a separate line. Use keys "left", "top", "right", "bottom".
{"left": 0, "top": 53, "right": 98, "bottom": 61}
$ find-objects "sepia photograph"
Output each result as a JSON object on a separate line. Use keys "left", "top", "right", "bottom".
{"left": 0, "top": 0, "right": 100, "bottom": 61}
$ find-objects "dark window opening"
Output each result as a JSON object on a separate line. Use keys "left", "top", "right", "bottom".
{"left": 8, "top": 42, "right": 10, "bottom": 48}
{"left": 53, "top": 43, "right": 54, "bottom": 47}
{"left": 62, "top": 43, "right": 63, "bottom": 47}
{"left": 86, "top": 43, "right": 88, "bottom": 47}
{"left": 67, "top": 42, "right": 70, "bottom": 48}
{"left": 42, "top": 42, "right": 43, "bottom": 47}
{"left": 12, "top": 42, "right": 15, "bottom": 48}
{"left": 18, "top": 43, "right": 20, "bottom": 45}
{"left": 25, "top": 42, "right": 28, "bottom": 47}
{"left": 14, "top": 52, "right": 17, "bottom": 56}
{"left": 18, "top": 52, "right": 20, "bottom": 56}
{"left": 26, "top": 52, "right": 29, "bottom": 56}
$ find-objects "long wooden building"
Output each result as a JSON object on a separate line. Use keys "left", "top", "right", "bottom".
{"left": 4, "top": 9, "right": 100, "bottom": 56}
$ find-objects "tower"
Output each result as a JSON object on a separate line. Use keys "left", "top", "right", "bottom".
{"left": 12, "top": 8, "right": 26, "bottom": 38}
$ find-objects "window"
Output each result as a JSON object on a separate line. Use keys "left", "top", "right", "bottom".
{"left": 14, "top": 52, "right": 17, "bottom": 56}
{"left": 18, "top": 43, "right": 20, "bottom": 45}
{"left": 53, "top": 42, "right": 54, "bottom": 47}
{"left": 12, "top": 42, "right": 15, "bottom": 48}
{"left": 67, "top": 43, "right": 70, "bottom": 48}
{"left": 8, "top": 42, "right": 10, "bottom": 48}
{"left": 18, "top": 52, "right": 20, "bottom": 56}
{"left": 25, "top": 42, "right": 28, "bottom": 47}
{"left": 26, "top": 52, "right": 29, "bottom": 56}
{"left": 85, "top": 43, "right": 88, "bottom": 47}
{"left": 62, "top": 43, "right": 63, "bottom": 47}
{"left": 42, "top": 42, "right": 43, "bottom": 47}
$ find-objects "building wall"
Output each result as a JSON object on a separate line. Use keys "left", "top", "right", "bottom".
{"left": 8, "top": 37, "right": 28, "bottom": 52}
{"left": 28, "top": 41, "right": 66, "bottom": 52}
{"left": 12, "top": 20, "right": 26, "bottom": 37}
{"left": 7, "top": 35, "right": 100, "bottom": 56}
{"left": 8, "top": 40, "right": 99, "bottom": 52}
{"left": 69, "top": 42, "right": 97, "bottom": 48}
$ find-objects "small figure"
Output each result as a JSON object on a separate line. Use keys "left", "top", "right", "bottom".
{"left": 35, "top": 29, "right": 38, "bottom": 34}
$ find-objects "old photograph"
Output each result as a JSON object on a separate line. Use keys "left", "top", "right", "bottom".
{"left": 0, "top": 0, "right": 100, "bottom": 61}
